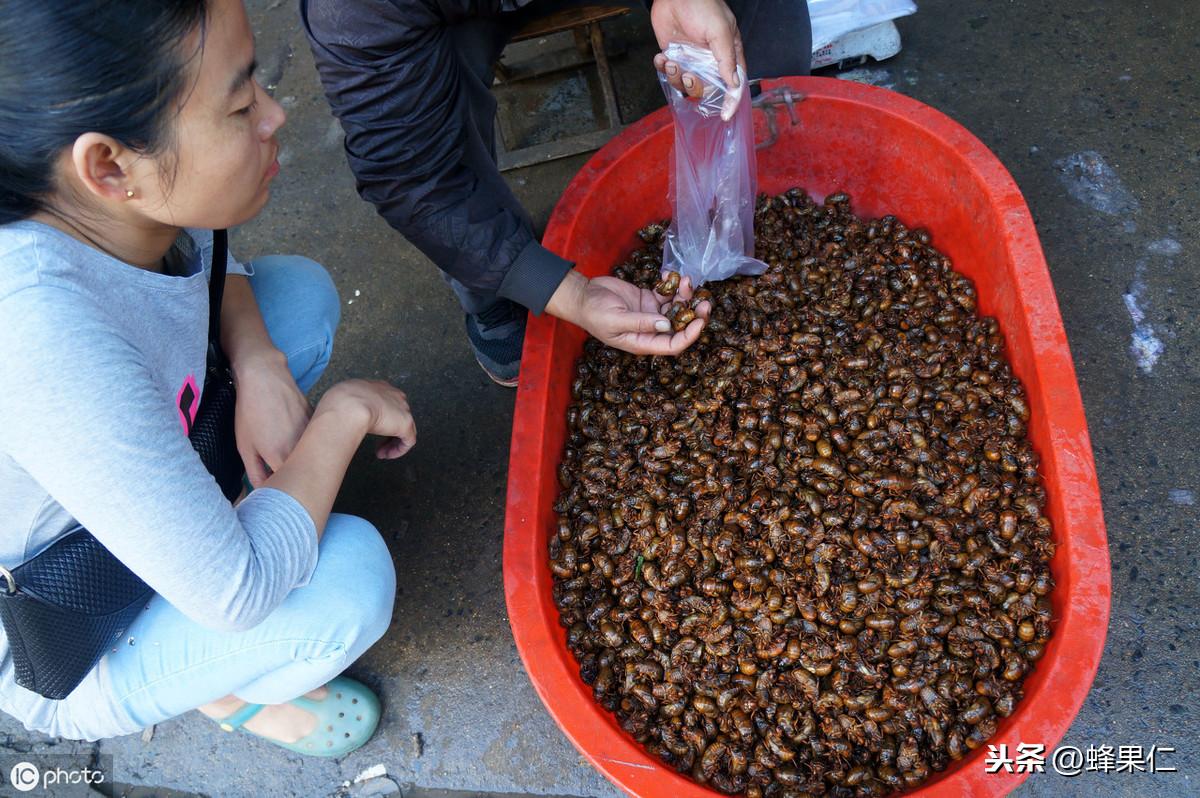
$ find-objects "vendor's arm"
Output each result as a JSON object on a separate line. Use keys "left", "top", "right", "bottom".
{"left": 301, "top": 0, "right": 573, "bottom": 315}
{"left": 301, "top": 0, "right": 708, "bottom": 355}
{"left": 546, "top": 269, "right": 711, "bottom": 356}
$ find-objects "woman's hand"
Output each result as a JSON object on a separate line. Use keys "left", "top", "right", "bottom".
{"left": 545, "top": 269, "right": 711, "bottom": 356}
{"left": 317, "top": 379, "right": 416, "bottom": 460}
{"left": 233, "top": 351, "right": 312, "bottom": 487}
{"left": 651, "top": 0, "right": 745, "bottom": 97}
{"left": 263, "top": 379, "right": 416, "bottom": 538}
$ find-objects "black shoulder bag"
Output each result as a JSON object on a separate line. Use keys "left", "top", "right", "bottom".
{"left": 0, "top": 230, "right": 246, "bottom": 700}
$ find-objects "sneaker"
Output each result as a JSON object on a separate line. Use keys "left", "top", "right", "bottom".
{"left": 464, "top": 299, "right": 526, "bottom": 387}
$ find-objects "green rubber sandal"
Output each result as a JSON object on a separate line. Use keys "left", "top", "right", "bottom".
{"left": 214, "top": 676, "right": 381, "bottom": 757}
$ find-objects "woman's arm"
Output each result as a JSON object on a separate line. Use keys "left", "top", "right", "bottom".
{"left": 220, "top": 274, "right": 314, "bottom": 487}
{"left": 220, "top": 273, "right": 282, "bottom": 367}
{"left": 263, "top": 379, "right": 415, "bottom": 536}
{"left": 219, "top": 273, "right": 416, "bottom": 536}
{"left": 0, "top": 288, "right": 412, "bottom": 632}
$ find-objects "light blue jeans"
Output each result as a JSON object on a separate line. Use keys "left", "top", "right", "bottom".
{"left": 44, "top": 256, "right": 397, "bottom": 741}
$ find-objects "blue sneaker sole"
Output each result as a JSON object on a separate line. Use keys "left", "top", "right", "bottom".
{"left": 475, "top": 354, "right": 519, "bottom": 387}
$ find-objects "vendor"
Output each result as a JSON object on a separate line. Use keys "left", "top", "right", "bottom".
{"left": 0, "top": 0, "right": 411, "bottom": 755}
{"left": 301, "top": 0, "right": 812, "bottom": 385}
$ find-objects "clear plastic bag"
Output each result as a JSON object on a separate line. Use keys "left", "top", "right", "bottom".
{"left": 657, "top": 43, "right": 767, "bottom": 286}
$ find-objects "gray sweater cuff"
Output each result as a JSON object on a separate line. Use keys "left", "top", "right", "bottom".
{"left": 237, "top": 487, "right": 319, "bottom": 590}
{"left": 497, "top": 239, "right": 574, "bottom": 316}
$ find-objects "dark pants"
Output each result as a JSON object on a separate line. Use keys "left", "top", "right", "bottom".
{"left": 445, "top": 0, "right": 812, "bottom": 316}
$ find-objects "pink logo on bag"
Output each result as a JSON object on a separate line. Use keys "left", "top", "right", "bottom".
{"left": 176, "top": 374, "right": 200, "bottom": 434}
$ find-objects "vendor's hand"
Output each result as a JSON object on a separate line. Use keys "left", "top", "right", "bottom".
{"left": 233, "top": 351, "right": 312, "bottom": 487}
{"left": 546, "top": 269, "right": 711, "bottom": 356}
{"left": 651, "top": 0, "right": 745, "bottom": 97}
{"left": 320, "top": 379, "right": 417, "bottom": 460}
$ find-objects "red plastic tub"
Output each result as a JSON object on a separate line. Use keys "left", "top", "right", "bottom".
{"left": 504, "top": 76, "right": 1110, "bottom": 797}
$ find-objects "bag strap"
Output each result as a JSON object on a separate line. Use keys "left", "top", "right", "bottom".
{"left": 207, "top": 230, "right": 230, "bottom": 368}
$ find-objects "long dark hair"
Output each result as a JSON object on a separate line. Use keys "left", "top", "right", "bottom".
{"left": 0, "top": 1, "right": 208, "bottom": 224}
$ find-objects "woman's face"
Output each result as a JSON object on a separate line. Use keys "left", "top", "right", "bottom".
{"left": 128, "top": 0, "right": 285, "bottom": 230}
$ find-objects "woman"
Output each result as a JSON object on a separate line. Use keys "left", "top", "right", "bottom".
{"left": 0, "top": 0, "right": 415, "bottom": 755}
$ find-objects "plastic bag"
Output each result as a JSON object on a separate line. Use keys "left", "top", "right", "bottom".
{"left": 808, "top": 0, "right": 917, "bottom": 51}
{"left": 657, "top": 43, "right": 766, "bottom": 287}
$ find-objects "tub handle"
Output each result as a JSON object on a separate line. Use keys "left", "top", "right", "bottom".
{"left": 752, "top": 85, "right": 805, "bottom": 150}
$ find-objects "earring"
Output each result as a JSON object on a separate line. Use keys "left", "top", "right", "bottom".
{"left": 125, "top": 189, "right": 135, "bottom": 199}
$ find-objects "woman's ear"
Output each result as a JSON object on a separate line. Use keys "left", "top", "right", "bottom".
{"left": 68, "top": 133, "right": 138, "bottom": 202}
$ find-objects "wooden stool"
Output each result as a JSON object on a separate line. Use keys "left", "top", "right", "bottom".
{"left": 494, "top": 5, "right": 629, "bottom": 171}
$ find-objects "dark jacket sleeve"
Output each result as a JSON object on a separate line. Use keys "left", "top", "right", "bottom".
{"left": 300, "top": 0, "right": 574, "bottom": 314}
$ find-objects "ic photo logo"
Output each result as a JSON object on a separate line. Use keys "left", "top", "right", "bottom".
{"left": 3, "top": 758, "right": 107, "bottom": 793}
{"left": 8, "top": 761, "right": 39, "bottom": 792}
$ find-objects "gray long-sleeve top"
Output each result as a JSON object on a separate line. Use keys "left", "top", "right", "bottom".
{"left": 0, "top": 222, "right": 317, "bottom": 731}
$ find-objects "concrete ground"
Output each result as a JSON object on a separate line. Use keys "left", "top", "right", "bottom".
{"left": 2, "top": 1, "right": 1196, "bottom": 796}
